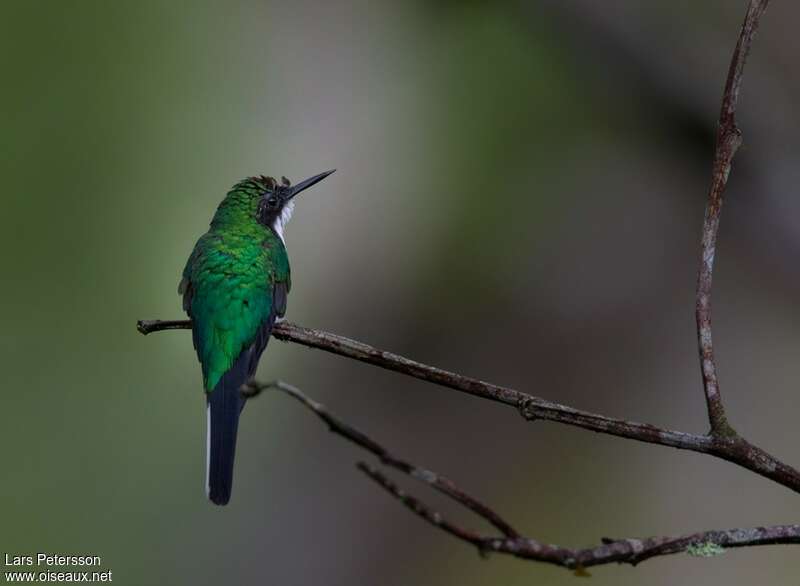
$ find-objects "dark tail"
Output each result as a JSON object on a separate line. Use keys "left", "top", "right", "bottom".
{"left": 206, "top": 372, "right": 247, "bottom": 506}
{"left": 203, "top": 319, "right": 275, "bottom": 505}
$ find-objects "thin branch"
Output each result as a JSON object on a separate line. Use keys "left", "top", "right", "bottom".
{"left": 244, "top": 380, "right": 519, "bottom": 538}
{"left": 696, "top": 0, "right": 770, "bottom": 437}
{"left": 138, "top": 318, "right": 800, "bottom": 494}
{"left": 252, "top": 379, "right": 800, "bottom": 569}
{"left": 136, "top": 319, "right": 188, "bottom": 333}
{"left": 360, "top": 464, "right": 800, "bottom": 569}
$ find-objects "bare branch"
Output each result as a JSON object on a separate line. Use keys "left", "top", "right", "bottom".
{"left": 252, "top": 379, "right": 800, "bottom": 569}
{"left": 137, "top": 319, "right": 188, "bottom": 334}
{"left": 360, "top": 464, "right": 800, "bottom": 569}
{"left": 137, "top": 317, "right": 800, "bottom": 493}
{"left": 696, "top": 0, "right": 771, "bottom": 436}
{"left": 245, "top": 380, "right": 519, "bottom": 538}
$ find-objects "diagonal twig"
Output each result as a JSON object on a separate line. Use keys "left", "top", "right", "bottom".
{"left": 138, "top": 318, "right": 800, "bottom": 494}
{"left": 244, "top": 379, "right": 519, "bottom": 538}
{"left": 248, "top": 378, "right": 800, "bottom": 569}
{"left": 359, "top": 463, "right": 800, "bottom": 569}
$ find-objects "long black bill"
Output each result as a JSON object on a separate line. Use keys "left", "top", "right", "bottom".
{"left": 287, "top": 169, "right": 336, "bottom": 199}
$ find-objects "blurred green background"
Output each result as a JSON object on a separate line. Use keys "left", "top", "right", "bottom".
{"left": 2, "top": 1, "right": 800, "bottom": 584}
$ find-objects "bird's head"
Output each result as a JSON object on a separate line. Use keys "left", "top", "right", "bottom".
{"left": 254, "top": 170, "right": 335, "bottom": 240}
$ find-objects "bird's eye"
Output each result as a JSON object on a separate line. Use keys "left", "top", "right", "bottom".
{"left": 268, "top": 196, "right": 278, "bottom": 207}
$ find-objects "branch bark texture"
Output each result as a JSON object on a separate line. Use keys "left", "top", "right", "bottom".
{"left": 138, "top": 318, "right": 800, "bottom": 493}
{"left": 247, "top": 381, "right": 800, "bottom": 570}
{"left": 695, "top": 0, "right": 771, "bottom": 436}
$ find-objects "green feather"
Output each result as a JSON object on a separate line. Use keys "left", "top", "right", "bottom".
{"left": 181, "top": 178, "right": 290, "bottom": 391}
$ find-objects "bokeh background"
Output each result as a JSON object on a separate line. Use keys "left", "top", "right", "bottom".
{"left": 2, "top": 1, "right": 800, "bottom": 584}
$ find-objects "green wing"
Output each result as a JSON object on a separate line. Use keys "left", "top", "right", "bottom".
{"left": 180, "top": 232, "right": 289, "bottom": 391}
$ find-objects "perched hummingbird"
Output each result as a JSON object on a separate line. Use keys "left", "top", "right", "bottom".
{"left": 179, "top": 170, "right": 335, "bottom": 505}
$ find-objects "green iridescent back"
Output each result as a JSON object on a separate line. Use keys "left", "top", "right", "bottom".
{"left": 179, "top": 178, "right": 291, "bottom": 391}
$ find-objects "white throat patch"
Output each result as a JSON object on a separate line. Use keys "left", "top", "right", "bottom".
{"left": 271, "top": 200, "right": 295, "bottom": 243}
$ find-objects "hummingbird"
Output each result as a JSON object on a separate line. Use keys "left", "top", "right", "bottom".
{"left": 179, "top": 170, "right": 335, "bottom": 505}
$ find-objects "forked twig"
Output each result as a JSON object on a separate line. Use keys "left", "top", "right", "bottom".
{"left": 251, "top": 380, "right": 800, "bottom": 569}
